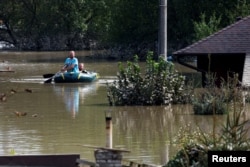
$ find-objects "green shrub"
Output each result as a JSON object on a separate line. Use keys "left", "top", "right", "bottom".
{"left": 192, "top": 88, "right": 227, "bottom": 115}
{"left": 106, "top": 52, "right": 187, "bottom": 106}
{"left": 164, "top": 85, "right": 250, "bottom": 167}
{"left": 166, "top": 143, "right": 207, "bottom": 167}
{"left": 192, "top": 73, "right": 243, "bottom": 115}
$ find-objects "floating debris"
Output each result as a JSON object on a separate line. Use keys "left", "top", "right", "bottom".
{"left": 14, "top": 111, "right": 27, "bottom": 117}
{"left": 10, "top": 89, "right": 17, "bottom": 94}
{"left": 0, "top": 93, "right": 7, "bottom": 102}
{"left": 25, "top": 88, "right": 33, "bottom": 93}
{"left": 32, "top": 114, "right": 38, "bottom": 117}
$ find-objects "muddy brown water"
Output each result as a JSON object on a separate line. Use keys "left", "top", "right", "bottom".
{"left": 0, "top": 51, "right": 249, "bottom": 165}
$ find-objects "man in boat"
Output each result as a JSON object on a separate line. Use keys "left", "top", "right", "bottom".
{"left": 79, "top": 63, "right": 88, "bottom": 73}
{"left": 61, "top": 51, "right": 79, "bottom": 73}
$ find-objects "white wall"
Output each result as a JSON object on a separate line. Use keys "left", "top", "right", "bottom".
{"left": 242, "top": 53, "right": 250, "bottom": 86}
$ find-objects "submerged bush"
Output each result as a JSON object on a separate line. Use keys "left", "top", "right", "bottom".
{"left": 192, "top": 88, "right": 227, "bottom": 115}
{"left": 192, "top": 73, "right": 244, "bottom": 115}
{"left": 166, "top": 143, "right": 207, "bottom": 167}
{"left": 106, "top": 52, "right": 188, "bottom": 106}
{"left": 165, "top": 85, "right": 250, "bottom": 167}
{"left": 165, "top": 114, "right": 249, "bottom": 167}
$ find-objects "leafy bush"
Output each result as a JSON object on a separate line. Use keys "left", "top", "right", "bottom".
{"left": 166, "top": 143, "right": 207, "bottom": 167}
{"left": 192, "top": 88, "right": 227, "bottom": 115}
{"left": 192, "top": 73, "right": 243, "bottom": 115}
{"left": 164, "top": 76, "right": 250, "bottom": 167}
{"left": 165, "top": 109, "right": 249, "bottom": 167}
{"left": 106, "top": 52, "right": 188, "bottom": 106}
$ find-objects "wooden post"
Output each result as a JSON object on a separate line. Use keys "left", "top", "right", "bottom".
{"left": 105, "top": 110, "right": 112, "bottom": 148}
{"left": 159, "top": 0, "right": 168, "bottom": 60}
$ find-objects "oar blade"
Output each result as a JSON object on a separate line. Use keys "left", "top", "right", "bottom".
{"left": 43, "top": 73, "right": 55, "bottom": 78}
{"left": 44, "top": 77, "right": 53, "bottom": 83}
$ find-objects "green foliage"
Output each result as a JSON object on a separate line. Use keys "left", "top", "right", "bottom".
{"left": 168, "top": 0, "right": 250, "bottom": 50}
{"left": 165, "top": 74, "right": 250, "bottom": 167}
{"left": 106, "top": 52, "right": 186, "bottom": 106}
{"left": 220, "top": 109, "right": 250, "bottom": 151}
{"left": 165, "top": 110, "right": 249, "bottom": 167}
{"left": 1, "top": 0, "right": 250, "bottom": 51}
{"left": 194, "top": 13, "right": 221, "bottom": 41}
{"left": 227, "top": 0, "right": 250, "bottom": 24}
{"left": 104, "top": 0, "right": 250, "bottom": 52}
{"left": 192, "top": 72, "right": 245, "bottom": 115}
{"left": 165, "top": 124, "right": 209, "bottom": 167}
{"left": 192, "top": 88, "right": 227, "bottom": 115}
{"left": 106, "top": 0, "right": 158, "bottom": 44}
{"left": 192, "top": 72, "right": 227, "bottom": 115}
{"left": 166, "top": 144, "right": 207, "bottom": 167}
{"left": 0, "top": 0, "right": 106, "bottom": 49}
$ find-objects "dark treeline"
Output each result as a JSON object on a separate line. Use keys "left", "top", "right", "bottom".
{"left": 0, "top": 0, "right": 249, "bottom": 56}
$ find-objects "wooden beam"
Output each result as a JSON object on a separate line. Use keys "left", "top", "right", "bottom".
{"left": 0, "top": 154, "right": 80, "bottom": 167}
{"left": 80, "top": 144, "right": 130, "bottom": 153}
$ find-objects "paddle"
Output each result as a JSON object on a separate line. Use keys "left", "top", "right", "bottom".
{"left": 43, "top": 73, "right": 55, "bottom": 78}
{"left": 44, "top": 72, "right": 61, "bottom": 83}
{"left": 44, "top": 75, "right": 55, "bottom": 83}
{"left": 44, "top": 65, "right": 67, "bottom": 83}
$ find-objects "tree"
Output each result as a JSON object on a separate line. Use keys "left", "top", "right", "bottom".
{"left": 168, "top": 0, "right": 250, "bottom": 50}
{"left": 1, "top": 0, "right": 250, "bottom": 52}
{"left": 227, "top": 0, "right": 250, "bottom": 23}
{"left": 0, "top": 0, "right": 106, "bottom": 50}
{"left": 0, "top": 0, "right": 20, "bottom": 46}
{"left": 193, "top": 13, "right": 221, "bottom": 41}
{"left": 105, "top": 0, "right": 158, "bottom": 44}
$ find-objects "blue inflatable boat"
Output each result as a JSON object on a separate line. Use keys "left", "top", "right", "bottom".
{"left": 53, "top": 71, "right": 98, "bottom": 83}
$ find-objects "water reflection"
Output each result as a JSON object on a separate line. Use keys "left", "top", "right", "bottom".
{"left": 2, "top": 51, "right": 250, "bottom": 165}
{"left": 112, "top": 105, "right": 174, "bottom": 164}
{"left": 53, "top": 83, "right": 99, "bottom": 118}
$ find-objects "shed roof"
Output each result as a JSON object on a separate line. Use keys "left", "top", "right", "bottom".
{"left": 173, "top": 15, "right": 250, "bottom": 55}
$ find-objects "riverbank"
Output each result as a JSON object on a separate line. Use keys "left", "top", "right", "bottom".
{"left": 0, "top": 41, "right": 157, "bottom": 61}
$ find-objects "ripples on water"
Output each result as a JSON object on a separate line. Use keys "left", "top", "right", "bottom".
{"left": 1, "top": 51, "right": 250, "bottom": 165}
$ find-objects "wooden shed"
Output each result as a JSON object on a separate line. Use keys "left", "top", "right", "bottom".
{"left": 173, "top": 16, "right": 250, "bottom": 87}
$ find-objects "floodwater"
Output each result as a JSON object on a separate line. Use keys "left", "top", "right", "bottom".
{"left": 0, "top": 51, "right": 249, "bottom": 165}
